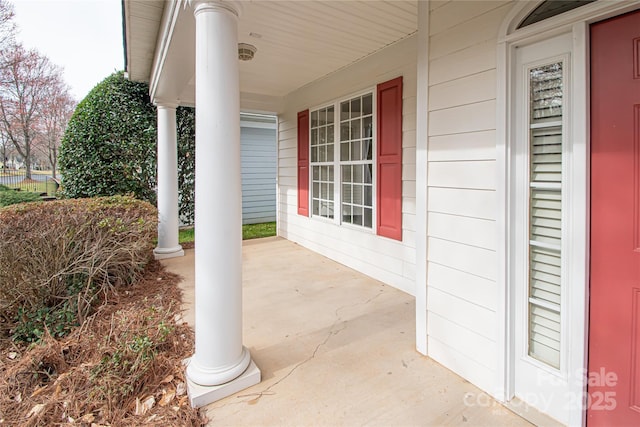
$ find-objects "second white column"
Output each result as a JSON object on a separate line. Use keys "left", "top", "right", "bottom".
{"left": 154, "top": 104, "right": 184, "bottom": 260}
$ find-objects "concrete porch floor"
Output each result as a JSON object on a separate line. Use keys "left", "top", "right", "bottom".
{"left": 162, "top": 237, "right": 533, "bottom": 426}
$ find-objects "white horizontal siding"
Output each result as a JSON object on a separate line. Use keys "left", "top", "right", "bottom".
{"left": 428, "top": 212, "right": 496, "bottom": 250}
{"left": 429, "top": 130, "right": 496, "bottom": 162}
{"left": 403, "top": 213, "right": 416, "bottom": 232}
{"left": 278, "top": 157, "right": 297, "bottom": 169}
{"left": 403, "top": 196, "right": 416, "bottom": 216}
{"left": 428, "top": 160, "right": 496, "bottom": 190}
{"left": 428, "top": 237, "right": 496, "bottom": 282}
{"left": 428, "top": 336, "right": 495, "bottom": 393}
{"left": 429, "top": 0, "right": 509, "bottom": 36}
{"left": 430, "top": 3, "right": 511, "bottom": 59}
{"left": 427, "top": 286, "right": 497, "bottom": 392}
{"left": 429, "top": 100, "right": 497, "bottom": 136}
{"left": 279, "top": 166, "right": 296, "bottom": 177}
{"left": 428, "top": 262, "right": 497, "bottom": 311}
{"left": 428, "top": 187, "right": 496, "bottom": 220}
{"left": 427, "top": 286, "right": 495, "bottom": 341}
{"left": 430, "top": 40, "right": 496, "bottom": 86}
{"left": 428, "top": 312, "right": 496, "bottom": 370}
{"left": 279, "top": 176, "right": 296, "bottom": 188}
{"left": 277, "top": 35, "right": 417, "bottom": 296}
{"left": 423, "top": 1, "right": 512, "bottom": 395}
{"left": 429, "top": 70, "right": 496, "bottom": 111}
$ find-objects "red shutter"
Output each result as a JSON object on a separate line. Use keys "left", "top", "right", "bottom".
{"left": 376, "top": 77, "right": 403, "bottom": 241}
{"left": 297, "top": 110, "right": 310, "bottom": 216}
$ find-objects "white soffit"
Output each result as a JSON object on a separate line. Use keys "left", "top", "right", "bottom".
{"left": 127, "top": 1, "right": 418, "bottom": 107}
{"left": 125, "top": 0, "right": 165, "bottom": 83}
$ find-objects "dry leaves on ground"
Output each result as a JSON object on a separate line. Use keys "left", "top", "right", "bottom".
{"left": 0, "top": 261, "right": 205, "bottom": 426}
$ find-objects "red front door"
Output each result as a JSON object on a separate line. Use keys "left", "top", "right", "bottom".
{"left": 589, "top": 9, "right": 640, "bottom": 426}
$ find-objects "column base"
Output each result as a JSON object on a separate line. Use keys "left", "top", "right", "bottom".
{"left": 153, "top": 245, "right": 184, "bottom": 260}
{"left": 186, "top": 359, "right": 261, "bottom": 408}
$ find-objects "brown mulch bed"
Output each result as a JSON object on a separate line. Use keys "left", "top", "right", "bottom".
{"left": 0, "top": 261, "right": 205, "bottom": 426}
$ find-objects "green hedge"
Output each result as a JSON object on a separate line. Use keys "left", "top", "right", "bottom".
{"left": 176, "top": 106, "right": 195, "bottom": 224}
{"left": 0, "top": 189, "right": 41, "bottom": 207}
{"left": 59, "top": 72, "right": 158, "bottom": 203}
{"left": 59, "top": 72, "right": 197, "bottom": 224}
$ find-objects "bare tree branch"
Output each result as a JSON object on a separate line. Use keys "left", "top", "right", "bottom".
{"left": 0, "top": 45, "right": 74, "bottom": 179}
{"left": 0, "top": 0, "right": 16, "bottom": 49}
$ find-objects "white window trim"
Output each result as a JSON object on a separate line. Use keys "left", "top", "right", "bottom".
{"left": 496, "top": 1, "right": 640, "bottom": 425}
{"left": 516, "top": 53, "right": 571, "bottom": 378}
{"left": 307, "top": 88, "right": 377, "bottom": 233}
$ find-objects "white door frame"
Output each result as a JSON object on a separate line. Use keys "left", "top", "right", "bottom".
{"left": 495, "top": 1, "right": 640, "bottom": 425}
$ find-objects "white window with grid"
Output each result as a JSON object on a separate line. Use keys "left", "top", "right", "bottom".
{"left": 310, "top": 106, "right": 335, "bottom": 219}
{"left": 309, "top": 92, "right": 375, "bottom": 229}
{"left": 340, "top": 93, "right": 374, "bottom": 228}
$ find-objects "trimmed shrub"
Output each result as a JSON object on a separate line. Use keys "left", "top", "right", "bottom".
{"left": 0, "top": 184, "right": 10, "bottom": 191}
{"left": 0, "top": 195, "right": 157, "bottom": 342}
{"left": 59, "top": 71, "right": 197, "bottom": 224}
{"left": 59, "top": 72, "right": 157, "bottom": 203}
{"left": 177, "top": 106, "right": 195, "bottom": 224}
{"left": 0, "top": 189, "right": 41, "bottom": 207}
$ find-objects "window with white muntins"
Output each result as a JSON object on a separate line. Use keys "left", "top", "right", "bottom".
{"left": 310, "top": 92, "right": 375, "bottom": 229}
{"left": 310, "top": 105, "right": 335, "bottom": 219}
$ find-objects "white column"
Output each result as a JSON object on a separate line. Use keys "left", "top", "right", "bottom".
{"left": 185, "top": 0, "right": 260, "bottom": 407}
{"left": 415, "top": 0, "right": 429, "bottom": 356}
{"left": 154, "top": 104, "right": 184, "bottom": 260}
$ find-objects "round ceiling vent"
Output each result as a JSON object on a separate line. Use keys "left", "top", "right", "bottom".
{"left": 238, "top": 43, "right": 257, "bottom": 61}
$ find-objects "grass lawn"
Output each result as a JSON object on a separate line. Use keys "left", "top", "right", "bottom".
{"left": 0, "top": 170, "right": 54, "bottom": 176}
{"left": 243, "top": 221, "right": 276, "bottom": 240}
{"left": 178, "top": 221, "right": 276, "bottom": 244}
{"left": 12, "top": 180, "right": 55, "bottom": 194}
{"left": 0, "top": 170, "right": 59, "bottom": 195}
{"left": 178, "top": 227, "right": 194, "bottom": 244}
{"left": 0, "top": 179, "right": 58, "bottom": 195}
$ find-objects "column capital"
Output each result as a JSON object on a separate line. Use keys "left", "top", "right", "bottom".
{"left": 189, "top": 0, "right": 243, "bottom": 18}
{"left": 155, "top": 100, "right": 179, "bottom": 110}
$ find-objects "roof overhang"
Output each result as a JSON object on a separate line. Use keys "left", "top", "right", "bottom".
{"left": 123, "top": 0, "right": 418, "bottom": 113}
{"left": 123, "top": 0, "right": 166, "bottom": 83}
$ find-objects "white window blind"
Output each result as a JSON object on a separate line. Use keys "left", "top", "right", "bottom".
{"left": 528, "top": 62, "right": 563, "bottom": 369}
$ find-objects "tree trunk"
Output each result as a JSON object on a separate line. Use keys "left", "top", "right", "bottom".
{"left": 23, "top": 137, "right": 31, "bottom": 180}
{"left": 50, "top": 145, "right": 57, "bottom": 179}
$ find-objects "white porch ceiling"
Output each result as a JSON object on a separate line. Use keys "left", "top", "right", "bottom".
{"left": 124, "top": 0, "right": 418, "bottom": 112}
